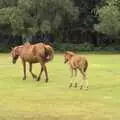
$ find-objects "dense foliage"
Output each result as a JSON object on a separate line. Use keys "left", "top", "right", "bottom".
{"left": 95, "top": 0, "right": 120, "bottom": 38}
{"left": 0, "top": 0, "right": 79, "bottom": 37}
{"left": 0, "top": 0, "right": 120, "bottom": 51}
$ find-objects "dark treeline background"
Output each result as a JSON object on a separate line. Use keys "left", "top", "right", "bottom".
{"left": 0, "top": 0, "right": 119, "bottom": 51}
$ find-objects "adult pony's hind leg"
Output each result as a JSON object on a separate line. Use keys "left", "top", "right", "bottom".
{"left": 22, "top": 60, "right": 26, "bottom": 80}
{"left": 37, "top": 67, "right": 43, "bottom": 81}
{"left": 43, "top": 64, "right": 48, "bottom": 83}
{"left": 37, "top": 64, "right": 48, "bottom": 82}
{"left": 37, "top": 62, "right": 49, "bottom": 83}
{"left": 29, "top": 63, "right": 37, "bottom": 80}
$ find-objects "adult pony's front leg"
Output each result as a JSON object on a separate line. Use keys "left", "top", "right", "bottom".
{"left": 29, "top": 63, "right": 37, "bottom": 80}
{"left": 22, "top": 60, "right": 26, "bottom": 80}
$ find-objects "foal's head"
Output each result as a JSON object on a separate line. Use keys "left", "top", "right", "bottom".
{"left": 64, "top": 51, "right": 76, "bottom": 63}
{"left": 11, "top": 46, "right": 22, "bottom": 64}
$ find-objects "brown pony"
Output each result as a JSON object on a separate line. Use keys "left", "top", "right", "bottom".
{"left": 11, "top": 42, "right": 54, "bottom": 82}
{"left": 64, "top": 51, "right": 88, "bottom": 89}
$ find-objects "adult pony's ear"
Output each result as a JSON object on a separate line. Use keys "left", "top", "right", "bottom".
{"left": 10, "top": 47, "right": 14, "bottom": 51}
{"left": 9, "top": 47, "right": 14, "bottom": 56}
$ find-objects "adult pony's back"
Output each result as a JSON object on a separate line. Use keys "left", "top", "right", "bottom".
{"left": 11, "top": 42, "right": 54, "bottom": 82}
{"left": 21, "top": 43, "right": 53, "bottom": 63}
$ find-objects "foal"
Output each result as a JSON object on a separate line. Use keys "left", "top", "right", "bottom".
{"left": 11, "top": 42, "right": 54, "bottom": 82}
{"left": 64, "top": 51, "right": 88, "bottom": 89}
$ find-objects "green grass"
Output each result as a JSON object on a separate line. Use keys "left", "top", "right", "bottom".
{"left": 0, "top": 53, "right": 120, "bottom": 120}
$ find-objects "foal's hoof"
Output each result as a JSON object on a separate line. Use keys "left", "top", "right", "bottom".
{"left": 85, "top": 88, "right": 88, "bottom": 91}
{"left": 69, "top": 83, "right": 72, "bottom": 88}
{"left": 85, "top": 86, "right": 88, "bottom": 91}
{"left": 74, "top": 83, "right": 77, "bottom": 88}
{"left": 80, "top": 85, "right": 83, "bottom": 90}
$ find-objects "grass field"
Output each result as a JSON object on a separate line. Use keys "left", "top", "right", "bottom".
{"left": 0, "top": 53, "right": 120, "bottom": 120}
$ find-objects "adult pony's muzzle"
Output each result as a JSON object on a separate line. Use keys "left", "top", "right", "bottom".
{"left": 12, "top": 56, "right": 18, "bottom": 64}
{"left": 64, "top": 59, "right": 68, "bottom": 64}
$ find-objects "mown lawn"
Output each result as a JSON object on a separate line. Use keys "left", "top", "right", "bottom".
{"left": 0, "top": 53, "right": 120, "bottom": 120}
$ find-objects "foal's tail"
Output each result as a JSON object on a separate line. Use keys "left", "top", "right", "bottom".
{"left": 84, "top": 60, "right": 88, "bottom": 72}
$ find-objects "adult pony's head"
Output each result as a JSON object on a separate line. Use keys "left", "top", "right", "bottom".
{"left": 11, "top": 46, "right": 23, "bottom": 64}
{"left": 64, "top": 51, "right": 76, "bottom": 63}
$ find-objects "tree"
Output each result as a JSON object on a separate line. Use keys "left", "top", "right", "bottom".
{"left": 0, "top": 0, "right": 79, "bottom": 41}
{"left": 60, "top": 0, "right": 102, "bottom": 43}
{"left": 95, "top": 0, "right": 120, "bottom": 37}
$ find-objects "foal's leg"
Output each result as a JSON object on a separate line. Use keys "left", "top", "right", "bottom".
{"left": 69, "top": 67, "right": 74, "bottom": 88}
{"left": 22, "top": 60, "right": 26, "bottom": 80}
{"left": 74, "top": 69, "right": 78, "bottom": 88}
{"left": 70, "top": 67, "right": 74, "bottom": 77}
{"left": 79, "top": 69, "right": 88, "bottom": 90}
{"left": 29, "top": 63, "right": 37, "bottom": 80}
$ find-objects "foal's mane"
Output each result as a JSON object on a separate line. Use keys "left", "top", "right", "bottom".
{"left": 65, "top": 51, "right": 76, "bottom": 56}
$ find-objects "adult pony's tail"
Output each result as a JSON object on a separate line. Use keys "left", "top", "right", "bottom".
{"left": 84, "top": 60, "right": 88, "bottom": 72}
{"left": 44, "top": 44, "right": 54, "bottom": 62}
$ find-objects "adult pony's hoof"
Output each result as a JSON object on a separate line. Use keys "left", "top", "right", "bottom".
{"left": 33, "top": 75, "right": 37, "bottom": 80}
{"left": 33, "top": 77, "right": 37, "bottom": 81}
{"left": 45, "top": 79, "right": 48, "bottom": 83}
{"left": 36, "top": 77, "right": 40, "bottom": 81}
{"left": 22, "top": 77, "right": 26, "bottom": 80}
{"left": 36, "top": 79, "right": 40, "bottom": 81}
